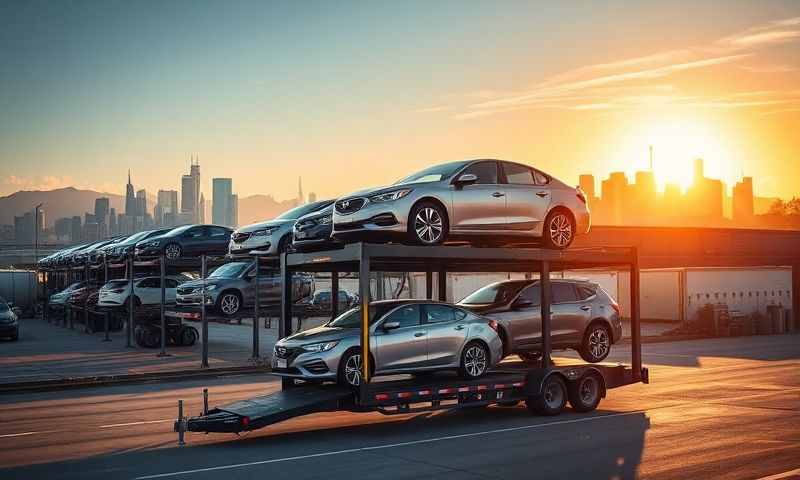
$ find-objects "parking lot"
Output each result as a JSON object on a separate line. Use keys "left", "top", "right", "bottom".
{"left": 0, "top": 333, "right": 797, "bottom": 480}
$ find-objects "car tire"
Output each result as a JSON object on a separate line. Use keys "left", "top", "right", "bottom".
{"left": 408, "top": 201, "right": 448, "bottom": 246}
{"left": 178, "top": 325, "right": 199, "bottom": 346}
{"left": 338, "top": 349, "right": 372, "bottom": 387}
{"left": 568, "top": 372, "right": 603, "bottom": 412}
{"left": 164, "top": 243, "right": 182, "bottom": 260}
{"left": 459, "top": 341, "right": 490, "bottom": 379}
{"left": 217, "top": 291, "right": 242, "bottom": 317}
{"left": 542, "top": 209, "right": 575, "bottom": 250}
{"left": 579, "top": 322, "right": 611, "bottom": 363}
{"left": 527, "top": 375, "right": 567, "bottom": 416}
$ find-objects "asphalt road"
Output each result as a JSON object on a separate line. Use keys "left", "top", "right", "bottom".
{"left": 0, "top": 334, "right": 798, "bottom": 480}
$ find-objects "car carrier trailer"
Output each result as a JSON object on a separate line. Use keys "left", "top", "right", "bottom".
{"left": 175, "top": 242, "right": 648, "bottom": 439}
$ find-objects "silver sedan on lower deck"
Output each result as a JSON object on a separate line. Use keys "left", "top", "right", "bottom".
{"left": 271, "top": 299, "right": 504, "bottom": 386}
{"left": 332, "top": 159, "right": 590, "bottom": 249}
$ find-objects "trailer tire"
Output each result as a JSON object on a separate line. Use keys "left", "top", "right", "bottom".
{"left": 179, "top": 325, "right": 198, "bottom": 346}
{"left": 526, "top": 374, "right": 567, "bottom": 416}
{"left": 568, "top": 372, "right": 603, "bottom": 413}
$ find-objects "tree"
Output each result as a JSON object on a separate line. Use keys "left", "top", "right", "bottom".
{"left": 786, "top": 197, "right": 800, "bottom": 216}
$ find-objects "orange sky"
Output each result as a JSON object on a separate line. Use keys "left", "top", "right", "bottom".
{"left": 0, "top": 2, "right": 798, "bottom": 201}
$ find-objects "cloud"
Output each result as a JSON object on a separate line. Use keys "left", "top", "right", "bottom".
{"left": 451, "top": 15, "right": 800, "bottom": 120}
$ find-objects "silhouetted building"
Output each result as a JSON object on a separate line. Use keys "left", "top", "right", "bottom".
{"left": 686, "top": 158, "right": 723, "bottom": 221}
{"left": 109, "top": 208, "right": 117, "bottom": 234}
{"left": 733, "top": 176, "right": 755, "bottom": 224}
{"left": 156, "top": 190, "right": 179, "bottom": 225}
{"left": 125, "top": 170, "right": 136, "bottom": 216}
{"left": 70, "top": 216, "right": 82, "bottom": 243}
{"left": 181, "top": 156, "right": 201, "bottom": 224}
{"left": 199, "top": 192, "right": 206, "bottom": 224}
{"left": 212, "top": 178, "right": 237, "bottom": 227}
{"left": 136, "top": 189, "right": 147, "bottom": 218}
{"left": 579, "top": 174, "right": 596, "bottom": 202}
{"left": 54, "top": 217, "right": 72, "bottom": 240}
{"left": 308, "top": 192, "right": 317, "bottom": 203}
{"left": 601, "top": 172, "right": 628, "bottom": 225}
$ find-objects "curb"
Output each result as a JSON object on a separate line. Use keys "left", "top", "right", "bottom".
{"left": 0, "top": 365, "right": 271, "bottom": 395}
{"left": 619, "top": 334, "right": 712, "bottom": 345}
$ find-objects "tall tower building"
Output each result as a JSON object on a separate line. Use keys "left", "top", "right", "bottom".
{"left": 733, "top": 176, "right": 754, "bottom": 225}
{"left": 199, "top": 192, "right": 206, "bottom": 224}
{"left": 125, "top": 170, "right": 136, "bottom": 216}
{"left": 212, "top": 178, "right": 234, "bottom": 226}
{"left": 181, "top": 155, "right": 201, "bottom": 223}
{"left": 578, "top": 174, "right": 595, "bottom": 200}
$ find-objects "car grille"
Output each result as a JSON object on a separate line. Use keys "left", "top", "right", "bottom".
{"left": 295, "top": 218, "right": 316, "bottom": 231}
{"left": 335, "top": 198, "right": 365, "bottom": 214}
{"left": 177, "top": 287, "right": 196, "bottom": 295}
{"left": 232, "top": 232, "right": 251, "bottom": 243}
{"left": 274, "top": 346, "right": 303, "bottom": 361}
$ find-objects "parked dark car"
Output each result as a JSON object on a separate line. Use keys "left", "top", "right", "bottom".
{"left": 292, "top": 204, "right": 342, "bottom": 252}
{"left": 457, "top": 278, "right": 622, "bottom": 363}
{"left": 135, "top": 224, "right": 233, "bottom": 259}
{"left": 0, "top": 300, "right": 20, "bottom": 341}
{"left": 310, "top": 289, "right": 356, "bottom": 313}
{"left": 175, "top": 261, "right": 314, "bottom": 316}
{"left": 72, "top": 238, "right": 123, "bottom": 266}
{"left": 67, "top": 282, "right": 103, "bottom": 307}
{"left": 99, "top": 228, "right": 173, "bottom": 264}
{"left": 230, "top": 200, "right": 333, "bottom": 256}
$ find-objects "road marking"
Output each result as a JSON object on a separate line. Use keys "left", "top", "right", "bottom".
{"left": 0, "top": 431, "right": 50, "bottom": 438}
{"left": 755, "top": 468, "right": 800, "bottom": 480}
{"left": 99, "top": 419, "right": 172, "bottom": 429}
{"left": 135, "top": 411, "right": 642, "bottom": 479}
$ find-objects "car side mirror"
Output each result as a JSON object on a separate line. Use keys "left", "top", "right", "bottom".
{"left": 383, "top": 321, "right": 401, "bottom": 331}
{"left": 454, "top": 173, "right": 478, "bottom": 188}
{"left": 512, "top": 298, "right": 534, "bottom": 310}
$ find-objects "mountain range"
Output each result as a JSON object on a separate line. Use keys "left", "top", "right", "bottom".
{"left": 0, "top": 187, "right": 299, "bottom": 228}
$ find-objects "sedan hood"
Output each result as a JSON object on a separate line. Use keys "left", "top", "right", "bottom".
{"left": 339, "top": 181, "right": 436, "bottom": 199}
{"left": 281, "top": 324, "right": 355, "bottom": 344}
{"left": 179, "top": 279, "right": 224, "bottom": 289}
{"left": 237, "top": 219, "right": 292, "bottom": 233}
{"left": 457, "top": 303, "right": 499, "bottom": 314}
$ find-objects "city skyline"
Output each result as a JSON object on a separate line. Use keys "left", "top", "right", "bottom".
{"left": 1, "top": 2, "right": 799, "bottom": 202}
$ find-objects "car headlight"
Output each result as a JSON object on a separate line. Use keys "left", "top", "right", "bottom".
{"left": 302, "top": 341, "right": 339, "bottom": 353}
{"left": 318, "top": 215, "right": 332, "bottom": 225}
{"left": 144, "top": 240, "right": 160, "bottom": 247}
{"left": 369, "top": 189, "right": 412, "bottom": 203}
{"left": 251, "top": 226, "right": 279, "bottom": 237}
{"left": 203, "top": 284, "right": 217, "bottom": 291}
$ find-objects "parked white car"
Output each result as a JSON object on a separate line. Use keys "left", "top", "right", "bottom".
{"left": 98, "top": 275, "right": 191, "bottom": 308}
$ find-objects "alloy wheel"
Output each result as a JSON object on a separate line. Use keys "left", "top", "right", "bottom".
{"left": 548, "top": 214, "right": 572, "bottom": 248}
{"left": 464, "top": 344, "right": 488, "bottom": 377}
{"left": 220, "top": 294, "right": 240, "bottom": 315}
{"left": 165, "top": 244, "right": 181, "bottom": 259}
{"left": 414, "top": 207, "right": 443, "bottom": 244}
{"left": 344, "top": 353, "right": 362, "bottom": 386}
{"left": 588, "top": 327, "right": 610, "bottom": 360}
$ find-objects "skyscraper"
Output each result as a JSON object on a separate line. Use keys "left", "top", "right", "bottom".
{"left": 733, "top": 176, "right": 754, "bottom": 224}
{"left": 181, "top": 156, "right": 201, "bottom": 223}
{"left": 578, "top": 174, "right": 595, "bottom": 201}
{"left": 156, "top": 190, "right": 179, "bottom": 225}
{"left": 125, "top": 170, "right": 136, "bottom": 216}
{"left": 136, "top": 189, "right": 147, "bottom": 218}
{"left": 212, "top": 178, "right": 237, "bottom": 227}
{"left": 199, "top": 192, "right": 206, "bottom": 224}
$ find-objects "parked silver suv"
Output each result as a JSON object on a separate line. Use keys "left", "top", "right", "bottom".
{"left": 272, "top": 300, "right": 504, "bottom": 386}
{"left": 332, "top": 159, "right": 590, "bottom": 249}
{"left": 457, "top": 279, "right": 622, "bottom": 363}
{"left": 176, "top": 261, "right": 314, "bottom": 316}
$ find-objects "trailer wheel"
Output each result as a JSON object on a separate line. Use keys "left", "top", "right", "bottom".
{"left": 527, "top": 375, "right": 567, "bottom": 416}
{"left": 179, "top": 326, "right": 198, "bottom": 346}
{"left": 568, "top": 372, "right": 603, "bottom": 413}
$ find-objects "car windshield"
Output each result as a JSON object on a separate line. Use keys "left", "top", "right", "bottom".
{"left": 327, "top": 303, "right": 399, "bottom": 328}
{"left": 460, "top": 282, "right": 529, "bottom": 305}
{"left": 393, "top": 161, "right": 469, "bottom": 185}
{"left": 275, "top": 200, "right": 333, "bottom": 220}
{"left": 0, "top": 303, "right": 9, "bottom": 313}
{"left": 209, "top": 262, "right": 250, "bottom": 278}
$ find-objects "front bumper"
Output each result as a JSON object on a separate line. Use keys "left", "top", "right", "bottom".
{"left": 332, "top": 196, "right": 414, "bottom": 239}
{"left": 135, "top": 245, "right": 162, "bottom": 257}
{"left": 229, "top": 236, "right": 274, "bottom": 255}
{"left": 175, "top": 291, "right": 218, "bottom": 307}
{"left": 270, "top": 344, "right": 343, "bottom": 380}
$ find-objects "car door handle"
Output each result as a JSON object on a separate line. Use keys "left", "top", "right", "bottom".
{"left": 454, "top": 325, "right": 465, "bottom": 331}
{"left": 492, "top": 192, "right": 505, "bottom": 198}
{"left": 580, "top": 305, "right": 591, "bottom": 311}
{"left": 536, "top": 191, "right": 549, "bottom": 198}
{"left": 414, "top": 332, "right": 426, "bottom": 337}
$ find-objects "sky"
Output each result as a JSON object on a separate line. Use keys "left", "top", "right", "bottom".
{"left": 1, "top": 0, "right": 799, "bottom": 201}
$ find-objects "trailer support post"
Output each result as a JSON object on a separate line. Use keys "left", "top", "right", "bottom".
{"left": 359, "top": 246, "right": 371, "bottom": 397}
{"left": 103, "top": 311, "right": 111, "bottom": 342}
{"left": 201, "top": 254, "right": 208, "bottom": 368}
{"left": 280, "top": 252, "right": 294, "bottom": 389}
{"left": 43, "top": 272, "right": 49, "bottom": 323}
{"left": 437, "top": 268, "right": 447, "bottom": 302}
{"left": 158, "top": 255, "right": 168, "bottom": 357}
{"left": 252, "top": 257, "right": 260, "bottom": 360}
{"left": 331, "top": 269, "right": 339, "bottom": 319}
{"left": 203, "top": 388, "right": 209, "bottom": 415}
{"left": 126, "top": 255, "right": 134, "bottom": 348}
{"left": 425, "top": 271, "right": 433, "bottom": 299}
{"left": 540, "top": 260, "right": 552, "bottom": 369}
{"left": 630, "top": 248, "right": 642, "bottom": 381}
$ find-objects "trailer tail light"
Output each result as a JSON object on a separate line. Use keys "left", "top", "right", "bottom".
{"left": 241, "top": 416, "right": 250, "bottom": 428}
{"left": 488, "top": 319, "right": 499, "bottom": 332}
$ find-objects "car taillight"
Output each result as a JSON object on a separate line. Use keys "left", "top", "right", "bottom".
{"left": 576, "top": 188, "right": 587, "bottom": 204}
{"left": 241, "top": 416, "right": 250, "bottom": 428}
{"left": 488, "top": 319, "right": 499, "bottom": 332}
{"left": 611, "top": 302, "right": 620, "bottom": 315}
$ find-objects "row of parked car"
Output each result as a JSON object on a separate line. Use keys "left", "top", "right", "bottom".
{"left": 38, "top": 159, "right": 591, "bottom": 271}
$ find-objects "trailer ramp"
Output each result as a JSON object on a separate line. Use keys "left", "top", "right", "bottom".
{"left": 186, "top": 385, "right": 354, "bottom": 433}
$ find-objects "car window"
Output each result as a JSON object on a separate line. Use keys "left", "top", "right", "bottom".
{"left": 383, "top": 304, "right": 420, "bottom": 328}
{"left": 552, "top": 283, "right": 578, "bottom": 303}
{"left": 503, "top": 162, "right": 535, "bottom": 185}
{"left": 577, "top": 285, "right": 596, "bottom": 300}
{"left": 138, "top": 278, "right": 158, "bottom": 288}
{"left": 461, "top": 161, "right": 498, "bottom": 185}
{"left": 165, "top": 278, "right": 180, "bottom": 288}
{"left": 184, "top": 227, "right": 205, "bottom": 239}
{"left": 424, "top": 304, "right": 455, "bottom": 324}
{"left": 534, "top": 169, "right": 550, "bottom": 185}
{"left": 208, "top": 227, "right": 229, "bottom": 237}
{"left": 518, "top": 284, "right": 542, "bottom": 306}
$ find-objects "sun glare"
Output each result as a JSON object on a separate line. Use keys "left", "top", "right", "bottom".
{"left": 618, "top": 117, "right": 735, "bottom": 192}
